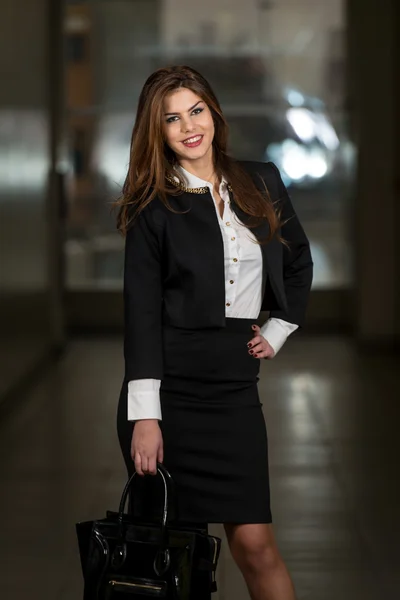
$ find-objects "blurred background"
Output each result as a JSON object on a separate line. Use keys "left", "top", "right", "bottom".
{"left": 0, "top": 0, "right": 399, "bottom": 599}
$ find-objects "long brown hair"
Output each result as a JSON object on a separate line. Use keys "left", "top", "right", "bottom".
{"left": 114, "top": 65, "right": 281, "bottom": 241}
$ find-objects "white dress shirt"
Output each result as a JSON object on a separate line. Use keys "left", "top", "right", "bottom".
{"left": 127, "top": 166, "right": 298, "bottom": 421}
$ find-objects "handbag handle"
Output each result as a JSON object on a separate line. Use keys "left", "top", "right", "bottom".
{"left": 118, "top": 462, "right": 173, "bottom": 526}
{"left": 116, "top": 462, "right": 173, "bottom": 576}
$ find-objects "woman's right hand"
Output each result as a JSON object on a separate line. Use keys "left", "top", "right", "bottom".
{"left": 131, "top": 419, "right": 163, "bottom": 476}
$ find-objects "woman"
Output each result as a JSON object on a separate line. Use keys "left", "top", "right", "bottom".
{"left": 116, "top": 65, "right": 313, "bottom": 600}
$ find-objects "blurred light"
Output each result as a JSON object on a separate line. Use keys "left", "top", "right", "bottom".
{"left": 277, "top": 140, "right": 329, "bottom": 182}
{"left": 314, "top": 114, "right": 340, "bottom": 150}
{"left": 307, "top": 148, "right": 328, "bottom": 178}
{"left": 286, "top": 108, "right": 315, "bottom": 142}
{"left": 281, "top": 140, "right": 309, "bottom": 181}
{"left": 0, "top": 110, "right": 48, "bottom": 191}
{"left": 287, "top": 89, "right": 305, "bottom": 107}
{"left": 65, "top": 14, "right": 91, "bottom": 34}
{"left": 265, "top": 142, "right": 281, "bottom": 161}
{"left": 308, "top": 241, "right": 333, "bottom": 287}
{"left": 94, "top": 114, "right": 133, "bottom": 187}
{"left": 286, "top": 108, "right": 340, "bottom": 152}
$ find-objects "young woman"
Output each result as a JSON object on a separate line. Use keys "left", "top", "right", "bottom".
{"left": 116, "top": 65, "right": 313, "bottom": 600}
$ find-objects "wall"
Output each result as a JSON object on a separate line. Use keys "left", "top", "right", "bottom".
{"left": 347, "top": 0, "right": 400, "bottom": 346}
{"left": 0, "top": 0, "right": 64, "bottom": 403}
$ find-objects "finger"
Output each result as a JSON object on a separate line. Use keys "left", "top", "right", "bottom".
{"left": 253, "top": 343, "right": 272, "bottom": 357}
{"left": 257, "top": 347, "right": 275, "bottom": 359}
{"left": 148, "top": 455, "right": 158, "bottom": 476}
{"left": 247, "top": 336, "right": 260, "bottom": 350}
{"left": 141, "top": 454, "right": 149, "bottom": 474}
{"left": 157, "top": 443, "right": 164, "bottom": 464}
{"left": 248, "top": 342, "right": 263, "bottom": 355}
{"left": 134, "top": 453, "right": 144, "bottom": 477}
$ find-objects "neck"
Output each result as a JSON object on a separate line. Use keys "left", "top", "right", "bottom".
{"left": 177, "top": 147, "right": 217, "bottom": 185}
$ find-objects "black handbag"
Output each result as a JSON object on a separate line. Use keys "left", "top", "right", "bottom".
{"left": 75, "top": 463, "right": 222, "bottom": 599}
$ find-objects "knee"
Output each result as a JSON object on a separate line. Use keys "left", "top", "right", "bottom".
{"left": 241, "top": 540, "right": 280, "bottom": 574}
{"left": 227, "top": 525, "right": 281, "bottom": 574}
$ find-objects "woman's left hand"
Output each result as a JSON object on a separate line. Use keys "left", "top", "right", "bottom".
{"left": 247, "top": 324, "right": 276, "bottom": 360}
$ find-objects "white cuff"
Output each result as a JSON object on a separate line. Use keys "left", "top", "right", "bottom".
{"left": 260, "top": 318, "right": 299, "bottom": 355}
{"left": 127, "top": 379, "right": 162, "bottom": 421}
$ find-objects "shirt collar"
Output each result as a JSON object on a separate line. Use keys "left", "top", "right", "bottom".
{"left": 174, "top": 164, "right": 228, "bottom": 191}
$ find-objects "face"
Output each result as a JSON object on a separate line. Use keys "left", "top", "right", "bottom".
{"left": 162, "top": 87, "right": 215, "bottom": 165}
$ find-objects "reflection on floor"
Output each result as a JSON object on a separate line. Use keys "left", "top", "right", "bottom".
{"left": 0, "top": 335, "right": 399, "bottom": 599}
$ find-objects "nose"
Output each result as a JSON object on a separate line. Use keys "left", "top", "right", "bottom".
{"left": 180, "top": 117, "right": 195, "bottom": 133}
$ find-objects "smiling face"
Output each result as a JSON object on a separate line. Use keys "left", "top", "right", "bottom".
{"left": 162, "top": 87, "right": 215, "bottom": 166}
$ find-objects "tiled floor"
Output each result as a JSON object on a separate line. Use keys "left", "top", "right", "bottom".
{"left": 0, "top": 335, "right": 399, "bottom": 599}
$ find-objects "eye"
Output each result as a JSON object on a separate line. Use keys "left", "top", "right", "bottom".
{"left": 165, "top": 106, "right": 204, "bottom": 124}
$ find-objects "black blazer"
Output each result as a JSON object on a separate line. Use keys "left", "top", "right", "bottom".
{"left": 123, "top": 161, "right": 313, "bottom": 382}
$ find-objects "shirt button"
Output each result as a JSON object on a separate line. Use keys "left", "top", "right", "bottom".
{"left": 231, "top": 236, "right": 235, "bottom": 241}
{"left": 233, "top": 258, "right": 238, "bottom": 262}
{"left": 226, "top": 302, "right": 231, "bottom": 307}
{"left": 229, "top": 280, "right": 234, "bottom": 284}
{"left": 225, "top": 221, "right": 231, "bottom": 226}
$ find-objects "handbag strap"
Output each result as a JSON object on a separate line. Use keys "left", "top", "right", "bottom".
{"left": 117, "top": 463, "right": 174, "bottom": 576}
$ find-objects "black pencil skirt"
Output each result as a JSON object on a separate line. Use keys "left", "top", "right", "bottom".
{"left": 117, "top": 317, "right": 272, "bottom": 524}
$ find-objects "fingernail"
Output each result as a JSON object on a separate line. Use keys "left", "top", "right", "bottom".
{"left": 252, "top": 325, "right": 257, "bottom": 329}
{"left": 249, "top": 350, "right": 254, "bottom": 354}
{"left": 247, "top": 343, "right": 252, "bottom": 348}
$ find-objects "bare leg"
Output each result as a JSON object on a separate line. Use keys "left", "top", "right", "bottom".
{"left": 224, "top": 523, "right": 296, "bottom": 600}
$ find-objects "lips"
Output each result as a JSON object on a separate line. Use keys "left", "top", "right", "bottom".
{"left": 182, "top": 135, "right": 203, "bottom": 148}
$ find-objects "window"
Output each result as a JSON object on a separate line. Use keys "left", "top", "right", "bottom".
{"left": 66, "top": 33, "right": 87, "bottom": 63}
{"left": 71, "top": 128, "right": 86, "bottom": 177}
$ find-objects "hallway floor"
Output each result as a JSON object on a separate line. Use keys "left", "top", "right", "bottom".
{"left": 1, "top": 335, "right": 399, "bottom": 599}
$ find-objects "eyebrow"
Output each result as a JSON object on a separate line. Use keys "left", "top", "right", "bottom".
{"left": 164, "top": 100, "right": 203, "bottom": 116}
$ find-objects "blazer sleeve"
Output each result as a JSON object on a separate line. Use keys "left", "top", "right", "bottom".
{"left": 123, "top": 202, "right": 163, "bottom": 382}
{"left": 268, "top": 162, "right": 313, "bottom": 327}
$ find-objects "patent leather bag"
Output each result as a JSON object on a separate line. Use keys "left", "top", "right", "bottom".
{"left": 75, "top": 463, "right": 221, "bottom": 599}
